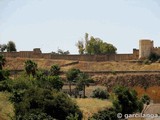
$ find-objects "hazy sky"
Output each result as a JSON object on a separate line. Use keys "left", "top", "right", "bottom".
{"left": 0, "top": 0, "right": 160, "bottom": 54}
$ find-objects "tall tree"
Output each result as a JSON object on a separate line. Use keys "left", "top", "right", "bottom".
{"left": 24, "top": 60, "right": 37, "bottom": 77}
{"left": 7, "top": 41, "right": 17, "bottom": 52}
{"left": 113, "top": 86, "right": 143, "bottom": 117}
{"left": 50, "top": 64, "right": 61, "bottom": 76}
{"left": 76, "top": 33, "right": 117, "bottom": 55}
{"left": 0, "top": 44, "right": 7, "bottom": 52}
{"left": 0, "top": 54, "right": 6, "bottom": 70}
{"left": 76, "top": 72, "right": 90, "bottom": 98}
{"left": 57, "top": 49, "right": 70, "bottom": 55}
{"left": 76, "top": 40, "right": 85, "bottom": 54}
{"left": 66, "top": 68, "right": 81, "bottom": 95}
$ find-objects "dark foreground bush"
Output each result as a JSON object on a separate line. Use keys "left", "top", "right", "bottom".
{"left": 11, "top": 87, "right": 82, "bottom": 120}
{"left": 89, "top": 108, "right": 118, "bottom": 120}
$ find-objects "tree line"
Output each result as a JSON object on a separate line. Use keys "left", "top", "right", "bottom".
{"left": 76, "top": 33, "right": 117, "bottom": 55}
{"left": 0, "top": 41, "right": 17, "bottom": 52}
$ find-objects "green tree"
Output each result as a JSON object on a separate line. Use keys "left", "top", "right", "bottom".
{"left": 58, "top": 49, "right": 70, "bottom": 55}
{"left": 36, "top": 75, "right": 63, "bottom": 91}
{"left": 141, "top": 94, "right": 150, "bottom": 105}
{"left": 76, "top": 72, "right": 90, "bottom": 98}
{"left": 25, "top": 60, "right": 37, "bottom": 77}
{"left": 11, "top": 87, "right": 82, "bottom": 120}
{"left": 0, "top": 44, "right": 7, "bottom": 52}
{"left": 0, "top": 54, "right": 6, "bottom": 70}
{"left": 0, "top": 70, "right": 9, "bottom": 81}
{"left": 66, "top": 68, "right": 81, "bottom": 95}
{"left": 50, "top": 64, "right": 61, "bottom": 76}
{"left": 86, "top": 37, "right": 117, "bottom": 54}
{"left": 89, "top": 108, "right": 118, "bottom": 120}
{"left": 7, "top": 41, "right": 17, "bottom": 52}
{"left": 76, "top": 33, "right": 117, "bottom": 55}
{"left": 113, "top": 86, "right": 143, "bottom": 117}
{"left": 76, "top": 40, "right": 85, "bottom": 54}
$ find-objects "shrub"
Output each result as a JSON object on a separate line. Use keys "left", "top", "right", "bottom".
{"left": 148, "top": 52, "right": 160, "bottom": 62}
{"left": 35, "top": 75, "right": 63, "bottom": 91}
{"left": 141, "top": 94, "right": 150, "bottom": 105}
{"left": 66, "top": 113, "right": 80, "bottom": 120}
{"left": 91, "top": 88, "right": 109, "bottom": 99}
{"left": 89, "top": 108, "right": 118, "bottom": 120}
{"left": 143, "top": 59, "right": 151, "bottom": 65}
{"left": 16, "top": 111, "right": 55, "bottom": 120}
{"left": 113, "top": 86, "right": 143, "bottom": 116}
{"left": 24, "top": 60, "right": 37, "bottom": 77}
{"left": 11, "top": 87, "right": 82, "bottom": 120}
{"left": 50, "top": 64, "right": 61, "bottom": 76}
{"left": 0, "top": 70, "right": 9, "bottom": 81}
{"left": 0, "top": 79, "right": 13, "bottom": 92}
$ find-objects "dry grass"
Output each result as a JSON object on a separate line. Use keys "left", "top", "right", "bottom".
{"left": 134, "top": 86, "right": 160, "bottom": 103}
{"left": 0, "top": 92, "right": 14, "bottom": 120}
{"left": 75, "top": 98, "right": 112, "bottom": 120}
{"left": 5, "top": 57, "right": 76, "bottom": 70}
{"left": 62, "top": 61, "right": 160, "bottom": 71}
{"left": 4, "top": 57, "right": 160, "bottom": 71}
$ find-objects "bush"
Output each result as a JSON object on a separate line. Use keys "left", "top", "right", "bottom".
{"left": 148, "top": 53, "right": 160, "bottom": 62}
{"left": 141, "top": 94, "right": 150, "bottom": 105}
{"left": 16, "top": 111, "right": 55, "bottom": 120}
{"left": 11, "top": 87, "right": 82, "bottom": 120}
{"left": 50, "top": 64, "right": 61, "bottom": 76}
{"left": 0, "top": 79, "right": 13, "bottom": 92}
{"left": 0, "top": 70, "right": 9, "bottom": 81}
{"left": 35, "top": 75, "right": 63, "bottom": 91}
{"left": 143, "top": 59, "right": 151, "bottom": 65}
{"left": 89, "top": 108, "right": 118, "bottom": 120}
{"left": 113, "top": 86, "right": 143, "bottom": 116}
{"left": 91, "top": 88, "right": 109, "bottom": 99}
{"left": 0, "top": 77, "right": 34, "bottom": 92}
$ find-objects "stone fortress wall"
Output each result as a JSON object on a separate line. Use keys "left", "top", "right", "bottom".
{"left": 1, "top": 40, "right": 160, "bottom": 61}
{"left": 139, "top": 39, "right": 160, "bottom": 59}
{"left": 0, "top": 48, "right": 137, "bottom": 61}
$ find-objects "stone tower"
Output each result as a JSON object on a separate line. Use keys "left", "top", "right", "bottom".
{"left": 139, "top": 39, "right": 153, "bottom": 59}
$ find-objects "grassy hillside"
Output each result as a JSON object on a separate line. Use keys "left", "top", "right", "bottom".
{"left": 4, "top": 57, "right": 160, "bottom": 103}
{"left": 4, "top": 57, "right": 160, "bottom": 71}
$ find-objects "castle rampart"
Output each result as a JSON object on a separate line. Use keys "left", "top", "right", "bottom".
{"left": 1, "top": 40, "right": 159, "bottom": 61}
{"left": 0, "top": 49, "right": 137, "bottom": 61}
{"left": 139, "top": 39, "right": 153, "bottom": 59}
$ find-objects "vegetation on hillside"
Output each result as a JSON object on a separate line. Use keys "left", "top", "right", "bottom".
{"left": 0, "top": 55, "right": 158, "bottom": 120}
{"left": 90, "top": 86, "right": 144, "bottom": 120}
{"left": 0, "top": 59, "right": 83, "bottom": 120}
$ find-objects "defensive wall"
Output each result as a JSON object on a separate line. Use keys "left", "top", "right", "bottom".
{"left": 0, "top": 48, "right": 138, "bottom": 61}
{"left": 139, "top": 39, "right": 160, "bottom": 59}
{"left": 3, "top": 39, "right": 160, "bottom": 61}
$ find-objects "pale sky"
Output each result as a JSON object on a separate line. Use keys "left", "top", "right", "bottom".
{"left": 0, "top": 0, "right": 160, "bottom": 54}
